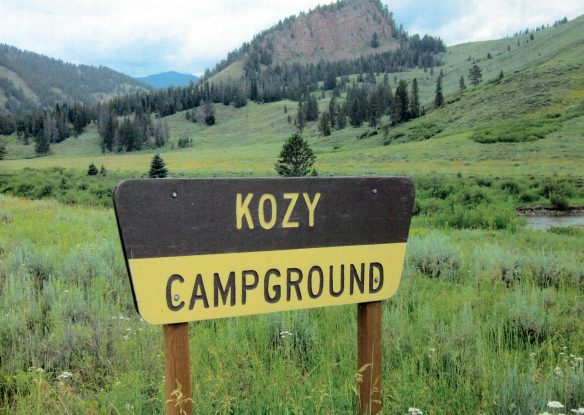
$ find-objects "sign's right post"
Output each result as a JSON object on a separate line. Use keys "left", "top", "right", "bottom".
{"left": 358, "top": 300, "right": 383, "bottom": 414}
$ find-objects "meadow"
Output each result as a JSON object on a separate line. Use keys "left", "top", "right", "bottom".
{"left": 0, "top": 192, "right": 582, "bottom": 414}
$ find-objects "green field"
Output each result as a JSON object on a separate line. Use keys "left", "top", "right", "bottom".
{"left": 0, "top": 14, "right": 583, "bottom": 415}
{"left": 0, "top": 195, "right": 582, "bottom": 414}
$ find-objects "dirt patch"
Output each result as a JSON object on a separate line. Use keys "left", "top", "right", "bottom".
{"left": 517, "top": 205, "right": 584, "bottom": 217}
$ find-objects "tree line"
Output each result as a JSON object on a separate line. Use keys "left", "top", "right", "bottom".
{"left": 0, "top": 43, "right": 147, "bottom": 115}
{"left": 298, "top": 74, "right": 425, "bottom": 137}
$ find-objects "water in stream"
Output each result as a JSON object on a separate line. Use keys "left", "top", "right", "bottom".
{"left": 524, "top": 215, "right": 584, "bottom": 230}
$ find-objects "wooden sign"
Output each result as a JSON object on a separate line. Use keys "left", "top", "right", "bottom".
{"left": 113, "top": 177, "right": 414, "bottom": 325}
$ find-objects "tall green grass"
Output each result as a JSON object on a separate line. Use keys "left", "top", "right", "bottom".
{"left": 0, "top": 195, "right": 582, "bottom": 413}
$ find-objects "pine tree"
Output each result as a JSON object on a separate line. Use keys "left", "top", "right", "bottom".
{"left": 0, "top": 142, "right": 6, "bottom": 160}
{"left": 149, "top": 154, "right": 168, "bottom": 178}
{"left": 87, "top": 163, "right": 98, "bottom": 176}
{"left": 459, "top": 75, "right": 466, "bottom": 91}
{"left": 275, "top": 133, "right": 316, "bottom": 177}
{"left": 305, "top": 95, "right": 319, "bottom": 121}
{"left": 410, "top": 78, "right": 420, "bottom": 118}
{"left": 336, "top": 105, "right": 348, "bottom": 130}
{"left": 296, "top": 100, "right": 306, "bottom": 132}
{"left": 370, "top": 32, "right": 380, "bottom": 48}
{"left": 434, "top": 75, "right": 444, "bottom": 108}
{"left": 328, "top": 94, "right": 337, "bottom": 129}
{"left": 318, "top": 111, "right": 332, "bottom": 136}
{"left": 392, "top": 80, "right": 409, "bottom": 124}
{"left": 34, "top": 130, "right": 50, "bottom": 155}
{"left": 469, "top": 65, "right": 482, "bottom": 86}
{"left": 203, "top": 101, "right": 215, "bottom": 126}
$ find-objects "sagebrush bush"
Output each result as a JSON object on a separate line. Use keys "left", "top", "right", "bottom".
{"left": 406, "top": 234, "right": 462, "bottom": 280}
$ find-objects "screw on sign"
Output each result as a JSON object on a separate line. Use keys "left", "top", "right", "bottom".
{"left": 113, "top": 177, "right": 415, "bottom": 415}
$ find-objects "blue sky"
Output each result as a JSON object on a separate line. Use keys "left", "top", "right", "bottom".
{"left": 0, "top": 0, "right": 582, "bottom": 77}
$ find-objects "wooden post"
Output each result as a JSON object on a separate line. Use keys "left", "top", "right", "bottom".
{"left": 358, "top": 301, "right": 382, "bottom": 415}
{"left": 163, "top": 323, "right": 192, "bottom": 415}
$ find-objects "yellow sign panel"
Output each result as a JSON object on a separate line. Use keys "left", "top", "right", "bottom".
{"left": 129, "top": 243, "right": 406, "bottom": 324}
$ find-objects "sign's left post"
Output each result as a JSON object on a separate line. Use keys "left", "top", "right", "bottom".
{"left": 163, "top": 323, "right": 192, "bottom": 415}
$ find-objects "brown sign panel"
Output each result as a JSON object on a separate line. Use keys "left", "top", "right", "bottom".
{"left": 113, "top": 177, "right": 415, "bottom": 324}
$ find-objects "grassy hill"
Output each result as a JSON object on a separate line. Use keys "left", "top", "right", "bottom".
{"left": 1, "top": 15, "right": 582, "bottom": 179}
{"left": 0, "top": 43, "right": 150, "bottom": 115}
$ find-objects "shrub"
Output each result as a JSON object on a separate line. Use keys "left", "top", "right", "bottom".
{"left": 406, "top": 234, "right": 462, "bottom": 281}
{"left": 519, "top": 190, "right": 538, "bottom": 203}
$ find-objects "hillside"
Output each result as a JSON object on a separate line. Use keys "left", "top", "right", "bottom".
{"left": 0, "top": 44, "right": 150, "bottom": 115}
{"left": 209, "top": 0, "right": 402, "bottom": 83}
{"left": 0, "top": 14, "right": 582, "bottom": 180}
{"left": 136, "top": 71, "right": 199, "bottom": 88}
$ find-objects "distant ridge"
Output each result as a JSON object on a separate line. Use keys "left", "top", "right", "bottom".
{"left": 136, "top": 71, "right": 199, "bottom": 89}
{"left": 0, "top": 43, "right": 150, "bottom": 115}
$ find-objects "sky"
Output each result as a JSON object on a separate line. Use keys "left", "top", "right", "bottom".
{"left": 0, "top": 0, "right": 582, "bottom": 77}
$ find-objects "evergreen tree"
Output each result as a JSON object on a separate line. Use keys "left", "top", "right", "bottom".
{"left": 149, "top": 154, "right": 168, "bottom": 178}
{"left": 203, "top": 101, "right": 215, "bottom": 126}
{"left": 434, "top": 75, "right": 444, "bottom": 108}
{"left": 324, "top": 70, "right": 337, "bottom": 90}
{"left": 34, "top": 130, "right": 50, "bottom": 155}
{"left": 305, "top": 95, "right": 319, "bottom": 121}
{"left": 0, "top": 142, "right": 6, "bottom": 160}
{"left": 336, "top": 105, "right": 348, "bottom": 130}
{"left": 459, "top": 75, "right": 466, "bottom": 91}
{"left": 367, "top": 93, "right": 380, "bottom": 127}
{"left": 410, "top": 78, "right": 420, "bottom": 118}
{"left": 296, "top": 100, "right": 306, "bottom": 132}
{"left": 87, "top": 163, "right": 98, "bottom": 176}
{"left": 328, "top": 94, "right": 337, "bottom": 129}
{"left": 275, "top": 133, "right": 316, "bottom": 177}
{"left": 469, "top": 65, "right": 482, "bottom": 86}
{"left": 370, "top": 32, "right": 380, "bottom": 48}
{"left": 392, "top": 80, "right": 409, "bottom": 124}
{"left": 318, "top": 111, "right": 332, "bottom": 136}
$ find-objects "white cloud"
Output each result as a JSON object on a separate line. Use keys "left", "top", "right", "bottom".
{"left": 0, "top": 0, "right": 583, "bottom": 75}
{"left": 0, "top": 0, "right": 323, "bottom": 75}
{"left": 391, "top": 0, "right": 584, "bottom": 45}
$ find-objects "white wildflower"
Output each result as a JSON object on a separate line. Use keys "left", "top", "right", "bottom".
{"left": 57, "top": 371, "right": 73, "bottom": 380}
{"left": 553, "top": 366, "right": 564, "bottom": 377}
{"left": 35, "top": 367, "right": 44, "bottom": 373}
{"left": 570, "top": 408, "right": 584, "bottom": 414}
{"left": 539, "top": 412, "right": 553, "bottom": 415}
{"left": 123, "top": 335, "right": 129, "bottom": 340}
{"left": 429, "top": 348, "right": 436, "bottom": 352}
{"left": 530, "top": 352, "right": 536, "bottom": 357}
{"left": 408, "top": 407, "right": 423, "bottom": 415}
{"left": 279, "top": 330, "right": 293, "bottom": 338}
{"left": 548, "top": 401, "right": 565, "bottom": 409}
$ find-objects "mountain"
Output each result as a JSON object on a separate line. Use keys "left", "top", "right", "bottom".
{"left": 0, "top": 43, "right": 150, "bottom": 115}
{"left": 136, "top": 71, "right": 199, "bottom": 88}
{"left": 209, "top": 0, "right": 403, "bottom": 82}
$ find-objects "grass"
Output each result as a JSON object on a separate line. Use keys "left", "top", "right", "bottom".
{"left": 0, "top": 195, "right": 582, "bottom": 413}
